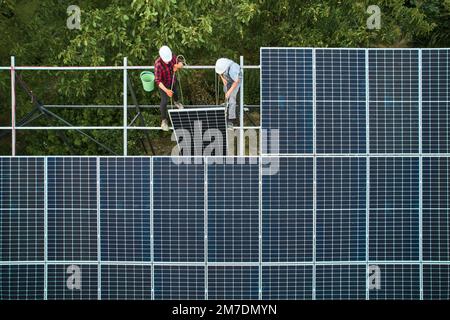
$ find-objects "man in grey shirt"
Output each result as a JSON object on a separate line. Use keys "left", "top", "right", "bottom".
{"left": 215, "top": 58, "right": 242, "bottom": 128}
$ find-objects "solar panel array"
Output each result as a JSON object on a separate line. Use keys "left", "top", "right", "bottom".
{"left": 1, "top": 48, "right": 449, "bottom": 300}
{"left": 260, "top": 47, "right": 450, "bottom": 300}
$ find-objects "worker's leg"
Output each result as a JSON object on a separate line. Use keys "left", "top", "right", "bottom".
{"left": 227, "top": 83, "right": 240, "bottom": 120}
{"left": 158, "top": 88, "right": 169, "bottom": 121}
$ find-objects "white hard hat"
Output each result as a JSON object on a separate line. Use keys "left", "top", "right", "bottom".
{"left": 159, "top": 46, "right": 173, "bottom": 63}
{"left": 215, "top": 58, "right": 230, "bottom": 75}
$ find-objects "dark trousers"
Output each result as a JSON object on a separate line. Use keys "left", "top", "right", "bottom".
{"left": 158, "top": 82, "right": 179, "bottom": 121}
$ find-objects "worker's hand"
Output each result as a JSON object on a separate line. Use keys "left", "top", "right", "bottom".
{"left": 166, "top": 89, "right": 174, "bottom": 97}
{"left": 173, "top": 62, "right": 183, "bottom": 72}
{"left": 225, "top": 89, "right": 232, "bottom": 100}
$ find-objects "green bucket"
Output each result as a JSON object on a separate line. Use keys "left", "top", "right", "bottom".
{"left": 140, "top": 71, "right": 155, "bottom": 92}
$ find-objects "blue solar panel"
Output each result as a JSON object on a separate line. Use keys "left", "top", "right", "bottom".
{"left": 317, "top": 101, "right": 366, "bottom": 153}
{"left": 423, "top": 157, "right": 450, "bottom": 261}
{"left": 262, "top": 157, "right": 313, "bottom": 262}
{"left": 47, "top": 158, "right": 97, "bottom": 209}
{"left": 261, "top": 48, "right": 313, "bottom": 101}
{"left": 316, "top": 49, "right": 366, "bottom": 154}
{"left": 316, "top": 158, "right": 366, "bottom": 261}
{"left": 261, "top": 101, "right": 313, "bottom": 154}
{"left": 422, "top": 49, "right": 450, "bottom": 102}
{"left": 423, "top": 49, "right": 450, "bottom": 153}
{"left": 369, "top": 157, "right": 420, "bottom": 261}
{"left": 262, "top": 266, "right": 313, "bottom": 300}
{"left": 100, "top": 158, "right": 151, "bottom": 262}
{"left": 315, "top": 265, "right": 366, "bottom": 300}
{"left": 369, "top": 264, "right": 420, "bottom": 300}
{"left": 47, "top": 264, "right": 98, "bottom": 300}
{"left": 207, "top": 158, "right": 259, "bottom": 262}
{"left": 154, "top": 266, "right": 205, "bottom": 300}
{"left": 153, "top": 158, "right": 204, "bottom": 262}
{"left": 368, "top": 50, "right": 419, "bottom": 154}
{"left": 316, "top": 49, "right": 366, "bottom": 101}
{"left": 0, "top": 265, "right": 44, "bottom": 300}
{"left": 423, "top": 264, "right": 450, "bottom": 300}
{"left": 369, "top": 49, "right": 419, "bottom": 102}
{"left": 261, "top": 48, "right": 313, "bottom": 155}
{"left": 48, "top": 158, "right": 97, "bottom": 261}
{"left": 208, "top": 266, "right": 259, "bottom": 300}
{"left": 0, "top": 158, "right": 44, "bottom": 261}
{"left": 0, "top": 158, "right": 44, "bottom": 208}
{"left": 101, "top": 265, "right": 151, "bottom": 300}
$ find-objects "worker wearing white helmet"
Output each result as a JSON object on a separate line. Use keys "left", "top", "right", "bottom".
{"left": 215, "top": 58, "right": 242, "bottom": 128}
{"left": 154, "top": 45, "right": 184, "bottom": 131}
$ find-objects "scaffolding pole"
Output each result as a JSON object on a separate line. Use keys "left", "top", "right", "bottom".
{"left": 11, "top": 56, "right": 16, "bottom": 156}
{"left": 123, "top": 57, "right": 128, "bottom": 156}
{"left": 240, "top": 56, "right": 244, "bottom": 156}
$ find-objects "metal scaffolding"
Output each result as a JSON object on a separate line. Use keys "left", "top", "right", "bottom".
{"left": 0, "top": 56, "right": 261, "bottom": 156}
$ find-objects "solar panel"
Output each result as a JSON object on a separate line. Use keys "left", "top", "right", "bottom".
{"left": 315, "top": 265, "right": 366, "bottom": 300}
{"left": 0, "top": 158, "right": 44, "bottom": 262}
{"left": 369, "top": 49, "right": 419, "bottom": 153}
{"left": 262, "top": 157, "right": 313, "bottom": 262}
{"left": 316, "top": 49, "right": 366, "bottom": 153}
{"left": 369, "top": 157, "right": 420, "bottom": 261}
{"left": 154, "top": 266, "right": 205, "bottom": 300}
{"left": 100, "top": 158, "right": 151, "bottom": 262}
{"left": 208, "top": 266, "right": 259, "bottom": 300}
{"left": 207, "top": 157, "right": 259, "bottom": 262}
{"left": 261, "top": 48, "right": 313, "bottom": 154}
{"left": 423, "top": 49, "right": 450, "bottom": 153}
{"left": 316, "top": 157, "right": 366, "bottom": 262}
{"left": 369, "top": 264, "right": 420, "bottom": 300}
{"left": 262, "top": 266, "right": 313, "bottom": 300}
{"left": 47, "top": 264, "right": 98, "bottom": 300}
{"left": 169, "top": 107, "right": 228, "bottom": 156}
{"left": 48, "top": 158, "right": 97, "bottom": 261}
{"left": 153, "top": 157, "right": 204, "bottom": 262}
{"left": 423, "top": 264, "right": 450, "bottom": 300}
{"left": 0, "top": 265, "right": 44, "bottom": 300}
{"left": 101, "top": 265, "right": 151, "bottom": 300}
{"left": 423, "top": 157, "right": 450, "bottom": 261}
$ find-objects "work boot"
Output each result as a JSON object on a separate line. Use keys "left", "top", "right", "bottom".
{"left": 174, "top": 102, "right": 184, "bottom": 109}
{"left": 161, "top": 119, "right": 169, "bottom": 131}
{"left": 227, "top": 121, "right": 234, "bottom": 130}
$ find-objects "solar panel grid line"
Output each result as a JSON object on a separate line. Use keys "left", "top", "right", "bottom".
{"left": 96, "top": 157, "right": 101, "bottom": 300}
{"left": 313, "top": 157, "right": 317, "bottom": 300}
{"left": 150, "top": 158, "right": 154, "bottom": 300}
{"left": 418, "top": 49, "right": 424, "bottom": 300}
{"left": 43, "top": 157, "right": 48, "bottom": 300}
{"left": 204, "top": 158, "right": 208, "bottom": 299}
{"left": 312, "top": 48, "right": 317, "bottom": 301}
{"left": 365, "top": 48, "right": 370, "bottom": 300}
{"left": 258, "top": 157, "right": 262, "bottom": 300}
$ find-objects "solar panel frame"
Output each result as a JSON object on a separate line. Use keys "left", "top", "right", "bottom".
{"left": 169, "top": 107, "right": 228, "bottom": 157}
{"left": 99, "top": 158, "right": 151, "bottom": 262}
{"left": 0, "top": 158, "right": 45, "bottom": 262}
{"left": 207, "top": 157, "right": 260, "bottom": 263}
{"left": 153, "top": 157, "right": 205, "bottom": 263}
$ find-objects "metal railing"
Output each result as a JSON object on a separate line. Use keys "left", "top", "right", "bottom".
{"left": 1, "top": 56, "right": 261, "bottom": 156}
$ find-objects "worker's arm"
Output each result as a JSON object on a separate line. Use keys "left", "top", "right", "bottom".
{"left": 159, "top": 82, "right": 173, "bottom": 97}
{"left": 225, "top": 78, "right": 240, "bottom": 99}
{"left": 220, "top": 74, "right": 228, "bottom": 87}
